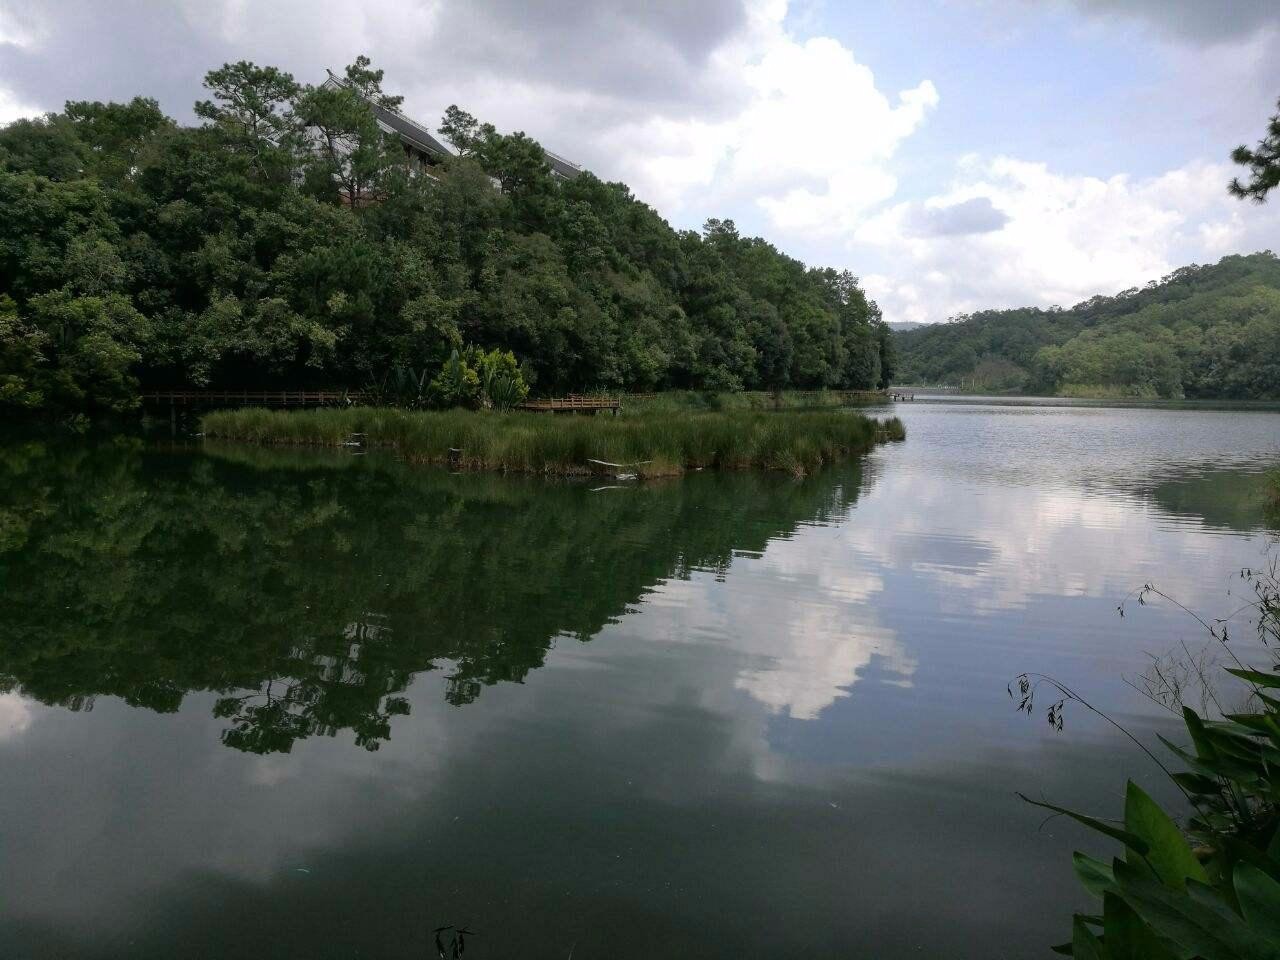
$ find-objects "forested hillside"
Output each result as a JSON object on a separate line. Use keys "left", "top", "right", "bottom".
{"left": 0, "top": 58, "right": 893, "bottom": 417}
{"left": 895, "top": 252, "right": 1280, "bottom": 398}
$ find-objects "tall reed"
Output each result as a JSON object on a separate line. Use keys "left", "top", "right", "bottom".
{"left": 201, "top": 407, "right": 905, "bottom": 477}
{"left": 620, "top": 389, "right": 885, "bottom": 415}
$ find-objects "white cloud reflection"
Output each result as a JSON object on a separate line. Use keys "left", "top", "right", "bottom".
{"left": 0, "top": 691, "right": 34, "bottom": 740}
{"left": 639, "top": 522, "right": 916, "bottom": 722}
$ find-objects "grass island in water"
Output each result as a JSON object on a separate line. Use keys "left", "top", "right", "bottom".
{"left": 201, "top": 407, "right": 905, "bottom": 477}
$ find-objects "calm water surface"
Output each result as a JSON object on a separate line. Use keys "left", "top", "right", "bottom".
{"left": 1, "top": 399, "right": 1278, "bottom": 958}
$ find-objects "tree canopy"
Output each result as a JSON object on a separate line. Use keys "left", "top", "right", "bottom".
{"left": 893, "top": 253, "right": 1280, "bottom": 399}
{"left": 1230, "top": 95, "right": 1280, "bottom": 203}
{"left": 0, "top": 56, "right": 894, "bottom": 416}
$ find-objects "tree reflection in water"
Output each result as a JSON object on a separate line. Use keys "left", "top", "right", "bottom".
{"left": 0, "top": 437, "right": 869, "bottom": 753}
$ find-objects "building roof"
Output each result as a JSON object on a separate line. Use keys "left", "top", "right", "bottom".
{"left": 372, "top": 104, "right": 453, "bottom": 160}
{"left": 323, "top": 71, "right": 452, "bottom": 160}
{"left": 545, "top": 149, "right": 583, "bottom": 181}
{"left": 323, "top": 70, "right": 584, "bottom": 180}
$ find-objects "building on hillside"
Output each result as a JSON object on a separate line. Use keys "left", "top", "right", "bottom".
{"left": 322, "top": 71, "right": 451, "bottom": 181}
{"left": 322, "top": 70, "right": 583, "bottom": 183}
{"left": 544, "top": 150, "right": 582, "bottom": 182}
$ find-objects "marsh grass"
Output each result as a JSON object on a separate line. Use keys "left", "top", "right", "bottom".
{"left": 201, "top": 407, "right": 905, "bottom": 477}
{"left": 620, "top": 389, "right": 885, "bottom": 416}
{"left": 1266, "top": 469, "right": 1280, "bottom": 512}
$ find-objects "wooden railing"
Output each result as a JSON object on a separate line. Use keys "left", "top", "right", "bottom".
{"left": 835, "top": 390, "right": 890, "bottom": 402}
{"left": 141, "top": 389, "right": 909, "bottom": 411}
{"left": 141, "top": 390, "right": 362, "bottom": 407}
{"left": 518, "top": 395, "right": 620, "bottom": 413}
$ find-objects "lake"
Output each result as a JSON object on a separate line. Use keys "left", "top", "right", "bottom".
{"left": 1, "top": 399, "right": 1277, "bottom": 958}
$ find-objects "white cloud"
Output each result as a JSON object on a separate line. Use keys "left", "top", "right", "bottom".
{"left": 0, "top": 7, "right": 41, "bottom": 47}
{"left": 0, "top": 6, "right": 41, "bottom": 128}
{"left": 612, "top": 5, "right": 938, "bottom": 224}
{"left": 0, "top": 86, "right": 40, "bottom": 125}
{"left": 854, "top": 155, "right": 1280, "bottom": 324}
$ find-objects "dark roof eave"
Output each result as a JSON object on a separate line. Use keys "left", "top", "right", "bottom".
{"left": 372, "top": 106, "right": 452, "bottom": 159}
{"left": 547, "top": 158, "right": 582, "bottom": 180}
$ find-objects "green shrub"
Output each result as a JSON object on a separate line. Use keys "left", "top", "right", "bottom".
{"left": 426, "top": 350, "right": 481, "bottom": 409}
{"left": 371, "top": 347, "right": 529, "bottom": 412}
{"left": 467, "top": 346, "right": 529, "bottom": 411}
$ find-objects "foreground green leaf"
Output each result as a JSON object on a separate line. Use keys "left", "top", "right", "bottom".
{"left": 1112, "top": 859, "right": 1280, "bottom": 960}
{"left": 1072, "top": 915, "right": 1105, "bottom": 960}
{"left": 1123, "top": 781, "right": 1208, "bottom": 889}
{"left": 1235, "top": 863, "right": 1280, "bottom": 942}
{"left": 1226, "top": 668, "right": 1280, "bottom": 689}
{"left": 1102, "top": 892, "right": 1178, "bottom": 960}
{"left": 1073, "top": 852, "right": 1116, "bottom": 898}
{"left": 1017, "top": 793, "right": 1150, "bottom": 855}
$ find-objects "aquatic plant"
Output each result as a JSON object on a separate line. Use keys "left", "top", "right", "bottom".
{"left": 1015, "top": 567, "right": 1280, "bottom": 957}
{"left": 200, "top": 406, "right": 905, "bottom": 477}
{"left": 1265, "top": 470, "right": 1280, "bottom": 517}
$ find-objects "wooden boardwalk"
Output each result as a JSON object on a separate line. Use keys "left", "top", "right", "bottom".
{"left": 142, "top": 390, "right": 362, "bottom": 408}
{"left": 838, "top": 389, "right": 915, "bottom": 401}
{"left": 518, "top": 395, "right": 620, "bottom": 414}
{"left": 142, "top": 390, "right": 616, "bottom": 413}
{"left": 140, "top": 389, "right": 909, "bottom": 412}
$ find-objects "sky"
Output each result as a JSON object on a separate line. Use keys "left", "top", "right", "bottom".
{"left": 1, "top": 0, "right": 1278, "bottom": 324}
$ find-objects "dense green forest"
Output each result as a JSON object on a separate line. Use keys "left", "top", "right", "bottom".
{"left": 894, "top": 252, "right": 1280, "bottom": 398}
{"left": 0, "top": 57, "right": 894, "bottom": 417}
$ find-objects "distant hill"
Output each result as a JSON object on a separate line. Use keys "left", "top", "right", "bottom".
{"left": 887, "top": 321, "right": 926, "bottom": 332}
{"left": 893, "top": 252, "right": 1280, "bottom": 398}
